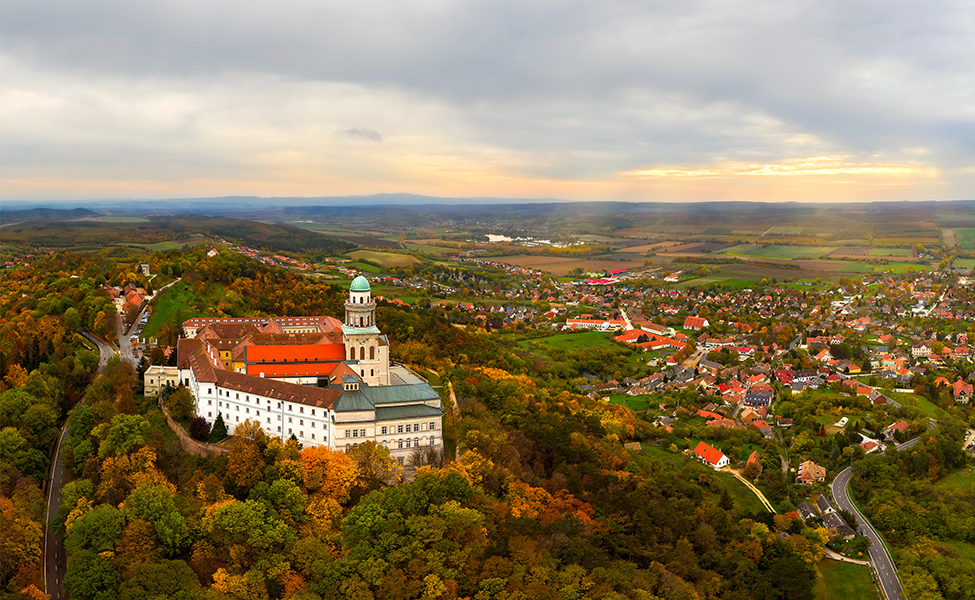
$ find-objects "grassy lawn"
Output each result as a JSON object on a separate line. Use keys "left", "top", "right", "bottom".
{"left": 953, "top": 257, "right": 975, "bottom": 269}
{"left": 713, "top": 471, "right": 768, "bottom": 513}
{"left": 675, "top": 275, "right": 757, "bottom": 289}
{"left": 607, "top": 394, "right": 660, "bottom": 411}
{"left": 144, "top": 283, "right": 225, "bottom": 340}
{"left": 891, "top": 392, "right": 948, "bottom": 420}
{"left": 814, "top": 560, "right": 879, "bottom": 600}
{"left": 939, "top": 539, "right": 975, "bottom": 564}
{"left": 639, "top": 442, "right": 685, "bottom": 466}
{"left": 934, "top": 466, "right": 975, "bottom": 495}
{"left": 518, "top": 330, "right": 620, "bottom": 352}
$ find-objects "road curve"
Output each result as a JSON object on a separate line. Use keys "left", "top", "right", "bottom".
{"left": 80, "top": 328, "right": 116, "bottom": 369}
{"left": 830, "top": 437, "right": 920, "bottom": 600}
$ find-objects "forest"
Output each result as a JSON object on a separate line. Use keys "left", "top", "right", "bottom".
{"left": 3, "top": 242, "right": 973, "bottom": 600}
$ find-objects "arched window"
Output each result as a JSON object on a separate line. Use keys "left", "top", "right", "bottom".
{"left": 369, "top": 346, "right": 375, "bottom": 360}
{"left": 359, "top": 347, "right": 365, "bottom": 360}
{"left": 359, "top": 316, "right": 364, "bottom": 326}
{"left": 349, "top": 347, "right": 355, "bottom": 361}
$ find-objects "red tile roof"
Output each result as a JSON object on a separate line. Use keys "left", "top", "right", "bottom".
{"left": 244, "top": 343, "right": 346, "bottom": 365}
{"left": 694, "top": 441, "right": 726, "bottom": 466}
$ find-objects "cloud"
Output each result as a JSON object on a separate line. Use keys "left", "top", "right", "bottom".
{"left": 335, "top": 127, "right": 382, "bottom": 142}
{"left": 1, "top": 0, "right": 973, "bottom": 200}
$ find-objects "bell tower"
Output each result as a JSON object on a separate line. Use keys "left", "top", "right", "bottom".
{"left": 342, "top": 276, "right": 389, "bottom": 386}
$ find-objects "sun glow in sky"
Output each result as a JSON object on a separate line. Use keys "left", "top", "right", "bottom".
{"left": 1, "top": 0, "right": 973, "bottom": 202}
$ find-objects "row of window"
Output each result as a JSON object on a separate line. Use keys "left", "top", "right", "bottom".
{"left": 344, "top": 421, "right": 437, "bottom": 438}
{"left": 344, "top": 436, "right": 436, "bottom": 452}
{"left": 348, "top": 346, "right": 378, "bottom": 361}
{"left": 205, "top": 388, "right": 323, "bottom": 417}
{"left": 382, "top": 422, "right": 437, "bottom": 435}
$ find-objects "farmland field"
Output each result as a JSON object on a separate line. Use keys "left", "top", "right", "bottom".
{"left": 125, "top": 236, "right": 209, "bottom": 252}
{"left": 492, "top": 254, "right": 643, "bottom": 276}
{"left": 348, "top": 261, "right": 381, "bottom": 273}
{"left": 767, "top": 226, "right": 804, "bottom": 234}
{"left": 869, "top": 248, "right": 913, "bottom": 256}
{"left": 723, "top": 245, "right": 835, "bottom": 259}
{"left": 954, "top": 228, "right": 975, "bottom": 249}
{"left": 348, "top": 250, "right": 420, "bottom": 267}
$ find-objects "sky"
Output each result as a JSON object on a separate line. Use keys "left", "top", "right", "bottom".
{"left": 2, "top": 0, "right": 974, "bottom": 203}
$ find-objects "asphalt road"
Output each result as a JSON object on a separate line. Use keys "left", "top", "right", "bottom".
{"left": 830, "top": 437, "right": 920, "bottom": 600}
{"left": 80, "top": 328, "right": 116, "bottom": 369}
{"left": 44, "top": 425, "right": 71, "bottom": 600}
{"left": 46, "top": 328, "right": 113, "bottom": 598}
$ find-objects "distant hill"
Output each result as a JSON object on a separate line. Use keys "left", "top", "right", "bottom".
{"left": 0, "top": 207, "right": 99, "bottom": 222}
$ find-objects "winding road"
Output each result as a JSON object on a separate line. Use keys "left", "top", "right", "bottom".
{"left": 830, "top": 436, "right": 921, "bottom": 600}
{"left": 46, "top": 330, "right": 117, "bottom": 598}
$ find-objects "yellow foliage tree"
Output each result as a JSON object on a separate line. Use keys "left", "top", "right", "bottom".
{"left": 299, "top": 446, "right": 357, "bottom": 502}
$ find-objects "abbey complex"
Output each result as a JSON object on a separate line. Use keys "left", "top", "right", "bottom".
{"left": 147, "top": 276, "right": 443, "bottom": 461}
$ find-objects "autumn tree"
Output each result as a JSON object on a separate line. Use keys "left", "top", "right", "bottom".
{"left": 226, "top": 420, "right": 270, "bottom": 491}
{"left": 299, "top": 446, "right": 358, "bottom": 503}
{"left": 165, "top": 386, "right": 195, "bottom": 422}
{"left": 348, "top": 441, "right": 400, "bottom": 495}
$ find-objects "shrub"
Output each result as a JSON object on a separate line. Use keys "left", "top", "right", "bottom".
{"left": 189, "top": 417, "right": 211, "bottom": 441}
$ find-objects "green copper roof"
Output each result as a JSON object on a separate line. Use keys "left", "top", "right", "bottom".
{"left": 350, "top": 276, "right": 370, "bottom": 292}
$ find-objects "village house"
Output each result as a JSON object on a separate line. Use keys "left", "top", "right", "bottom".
{"left": 884, "top": 419, "right": 910, "bottom": 441}
{"left": 796, "top": 460, "right": 827, "bottom": 485}
{"left": 693, "top": 441, "right": 729, "bottom": 469}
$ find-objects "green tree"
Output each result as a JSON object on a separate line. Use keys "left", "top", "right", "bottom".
{"left": 117, "top": 559, "right": 202, "bottom": 600}
{"left": 63, "top": 549, "right": 120, "bottom": 600}
{"left": 165, "top": 386, "right": 195, "bottom": 422}
{"left": 98, "top": 414, "right": 150, "bottom": 457}
{"left": 210, "top": 413, "right": 228, "bottom": 442}
{"left": 64, "top": 307, "right": 82, "bottom": 331}
{"left": 121, "top": 483, "right": 189, "bottom": 556}
{"left": 65, "top": 504, "right": 125, "bottom": 554}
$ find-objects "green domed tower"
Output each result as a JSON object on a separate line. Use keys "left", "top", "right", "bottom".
{"left": 343, "top": 276, "right": 389, "bottom": 385}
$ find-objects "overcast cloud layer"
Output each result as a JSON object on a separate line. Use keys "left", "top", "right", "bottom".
{"left": 2, "top": 0, "right": 973, "bottom": 201}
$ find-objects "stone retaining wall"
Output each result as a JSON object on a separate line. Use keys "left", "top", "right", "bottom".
{"left": 158, "top": 399, "right": 228, "bottom": 458}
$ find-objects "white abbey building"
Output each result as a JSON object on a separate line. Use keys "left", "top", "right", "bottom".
{"left": 172, "top": 276, "right": 443, "bottom": 461}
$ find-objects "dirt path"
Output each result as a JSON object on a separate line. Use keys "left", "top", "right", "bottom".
{"left": 823, "top": 547, "right": 872, "bottom": 566}
{"left": 726, "top": 468, "right": 777, "bottom": 513}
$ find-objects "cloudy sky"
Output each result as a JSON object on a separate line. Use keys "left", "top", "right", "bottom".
{"left": 2, "top": 0, "right": 973, "bottom": 202}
